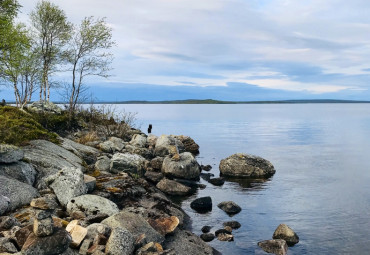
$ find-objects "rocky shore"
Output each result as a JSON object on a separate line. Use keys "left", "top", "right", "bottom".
{"left": 0, "top": 103, "right": 299, "bottom": 255}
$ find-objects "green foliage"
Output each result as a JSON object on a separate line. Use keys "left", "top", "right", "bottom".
{"left": 0, "top": 0, "right": 21, "bottom": 51}
{"left": 30, "top": 110, "right": 75, "bottom": 134}
{"left": 0, "top": 105, "right": 58, "bottom": 145}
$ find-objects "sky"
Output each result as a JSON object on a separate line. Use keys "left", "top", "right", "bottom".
{"left": 2, "top": 0, "right": 370, "bottom": 101}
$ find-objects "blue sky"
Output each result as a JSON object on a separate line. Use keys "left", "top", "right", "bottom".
{"left": 2, "top": 0, "right": 370, "bottom": 101}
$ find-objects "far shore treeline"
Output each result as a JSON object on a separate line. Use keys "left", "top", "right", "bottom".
{"left": 0, "top": 0, "right": 115, "bottom": 114}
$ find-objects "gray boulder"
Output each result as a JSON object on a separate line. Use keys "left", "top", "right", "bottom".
{"left": 67, "top": 195, "right": 119, "bottom": 217}
{"left": 49, "top": 167, "right": 87, "bottom": 207}
{"left": 60, "top": 138, "right": 100, "bottom": 164}
{"left": 0, "top": 237, "right": 18, "bottom": 253}
{"left": 105, "top": 227, "right": 134, "bottom": 255}
{"left": 154, "top": 135, "right": 183, "bottom": 157}
{"left": 95, "top": 156, "right": 111, "bottom": 172}
{"left": 0, "top": 144, "right": 24, "bottom": 163}
{"left": 129, "top": 134, "right": 147, "bottom": 148}
{"left": 99, "top": 137, "right": 125, "bottom": 153}
{"left": 27, "top": 100, "right": 62, "bottom": 114}
{"left": 219, "top": 153, "right": 275, "bottom": 178}
{"left": 174, "top": 135, "right": 200, "bottom": 154}
{"left": 0, "top": 195, "right": 10, "bottom": 216}
{"left": 273, "top": 224, "right": 299, "bottom": 246}
{"left": 102, "top": 210, "right": 165, "bottom": 243}
{"left": 162, "top": 152, "right": 200, "bottom": 180}
{"left": 23, "top": 140, "right": 83, "bottom": 179}
{"left": 110, "top": 153, "right": 146, "bottom": 175}
{"left": 147, "top": 134, "right": 158, "bottom": 148}
{"left": 0, "top": 176, "right": 39, "bottom": 211}
{"left": 0, "top": 162, "right": 37, "bottom": 185}
{"left": 156, "top": 178, "right": 191, "bottom": 196}
{"left": 258, "top": 239, "right": 288, "bottom": 255}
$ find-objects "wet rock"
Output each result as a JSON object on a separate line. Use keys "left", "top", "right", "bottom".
{"left": 215, "top": 229, "right": 231, "bottom": 236}
{"left": 190, "top": 197, "right": 212, "bottom": 213}
{"left": 162, "top": 152, "right": 200, "bottom": 180}
{"left": 84, "top": 175, "right": 96, "bottom": 193}
{"left": 200, "top": 233, "right": 215, "bottom": 242}
{"left": 144, "top": 171, "right": 164, "bottom": 184}
{"left": 0, "top": 162, "right": 37, "bottom": 185}
{"left": 217, "top": 201, "right": 242, "bottom": 215}
{"left": 257, "top": 239, "right": 288, "bottom": 255}
{"left": 272, "top": 224, "right": 299, "bottom": 246}
{"left": 67, "top": 195, "right": 119, "bottom": 217}
{"left": 95, "top": 156, "right": 111, "bottom": 172}
{"left": 110, "top": 153, "right": 146, "bottom": 174}
{"left": 30, "top": 196, "right": 58, "bottom": 210}
{"left": 102, "top": 211, "right": 164, "bottom": 243}
{"left": 130, "top": 134, "right": 147, "bottom": 148}
{"left": 150, "top": 157, "right": 164, "bottom": 171}
{"left": 174, "top": 135, "right": 199, "bottom": 154}
{"left": 0, "top": 176, "right": 39, "bottom": 211}
{"left": 156, "top": 178, "right": 191, "bottom": 196}
{"left": 219, "top": 153, "right": 275, "bottom": 178}
{"left": 27, "top": 100, "right": 62, "bottom": 114}
{"left": 33, "top": 217, "right": 54, "bottom": 237}
{"left": 0, "top": 196, "right": 10, "bottom": 216}
{"left": 200, "top": 173, "right": 214, "bottom": 181}
{"left": 0, "top": 237, "right": 18, "bottom": 253}
{"left": 22, "top": 227, "right": 71, "bottom": 255}
{"left": 0, "top": 144, "right": 24, "bottom": 163}
{"left": 224, "top": 226, "right": 233, "bottom": 232}
{"left": 105, "top": 227, "right": 134, "bottom": 255}
{"left": 98, "top": 137, "right": 125, "bottom": 153}
{"left": 49, "top": 167, "right": 87, "bottom": 207}
{"left": 148, "top": 216, "right": 179, "bottom": 236}
{"left": 217, "top": 233, "right": 233, "bottom": 242}
{"left": 208, "top": 177, "right": 225, "bottom": 186}
{"left": 223, "top": 221, "right": 241, "bottom": 229}
{"left": 200, "top": 165, "right": 212, "bottom": 171}
{"left": 201, "top": 226, "right": 212, "bottom": 233}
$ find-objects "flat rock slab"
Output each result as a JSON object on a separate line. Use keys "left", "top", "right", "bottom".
{"left": 0, "top": 144, "right": 24, "bottom": 163}
{"left": 0, "top": 176, "right": 39, "bottom": 212}
{"left": 102, "top": 211, "right": 164, "bottom": 244}
{"left": 67, "top": 194, "right": 119, "bottom": 217}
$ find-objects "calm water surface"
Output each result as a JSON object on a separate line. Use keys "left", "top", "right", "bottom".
{"left": 115, "top": 104, "right": 370, "bottom": 255}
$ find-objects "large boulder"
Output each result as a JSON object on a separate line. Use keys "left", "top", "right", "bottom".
{"left": 272, "top": 224, "right": 299, "bottom": 246}
{"left": 27, "top": 100, "right": 62, "bottom": 114}
{"left": 162, "top": 152, "right": 200, "bottom": 180}
{"left": 0, "top": 176, "right": 39, "bottom": 211}
{"left": 110, "top": 153, "right": 146, "bottom": 175}
{"left": 156, "top": 178, "right": 191, "bottom": 196}
{"left": 67, "top": 195, "right": 119, "bottom": 217}
{"left": 219, "top": 153, "right": 275, "bottom": 178}
{"left": 102, "top": 211, "right": 165, "bottom": 244}
{"left": 49, "top": 167, "right": 87, "bottom": 207}
{"left": 258, "top": 239, "right": 288, "bottom": 255}
{"left": 0, "top": 161, "right": 37, "bottom": 185}
{"left": 0, "top": 144, "right": 24, "bottom": 163}
{"left": 174, "top": 135, "right": 199, "bottom": 154}
{"left": 23, "top": 140, "right": 83, "bottom": 179}
{"left": 60, "top": 138, "right": 100, "bottom": 164}
{"left": 129, "top": 134, "right": 147, "bottom": 148}
{"left": 154, "top": 135, "right": 184, "bottom": 157}
{"left": 105, "top": 227, "right": 135, "bottom": 255}
{"left": 98, "top": 137, "right": 125, "bottom": 153}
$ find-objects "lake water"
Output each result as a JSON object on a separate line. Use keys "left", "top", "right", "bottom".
{"left": 115, "top": 104, "right": 370, "bottom": 255}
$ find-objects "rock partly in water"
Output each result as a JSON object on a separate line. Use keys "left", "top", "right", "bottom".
{"left": 201, "top": 226, "right": 212, "bottom": 233}
{"left": 0, "top": 176, "right": 39, "bottom": 211}
{"left": 27, "top": 100, "right": 62, "bottom": 114}
{"left": 102, "top": 211, "right": 165, "bottom": 244}
{"left": 0, "top": 196, "right": 10, "bottom": 216}
{"left": 105, "top": 227, "right": 134, "bottom": 255}
{"left": 208, "top": 177, "right": 225, "bottom": 186}
{"left": 67, "top": 194, "right": 119, "bottom": 217}
{"left": 0, "top": 162, "right": 37, "bottom": 186}
{"left": 162, "top": 152, "right": 200, "bottom": 180}
{"left": 272, "top": 224, "right": 299, "bottom": 246}
{"left": 156, "top": 178, "right": 191, "bottom": 196}
{"left": 174, "top": 135, "right": 199, "bottom": 154}
{"left": 217, "top": 201, "right": 242, "bottom": 215}
{"left": 219, "top": 153, "right": 275, "bottom": 178}
{"left": 49, "top": 167, "right": 87, "bottom": 207}
{"left": 0, "top": 144, "right": 24, "bottom": 163}
{"left": 200, "top": 233, "right": 215, "bottom": 242}
{"left": 258, "top": 239, "right": 288, "bottom": 255}
{"left": 223, "top": 221, "right": 241, "bottom": 229}
{"left": 110, "top": 153, "right": 146, "bottom": 175}
{"left": 190, "top": 197, "right": 212, "bottom": 213}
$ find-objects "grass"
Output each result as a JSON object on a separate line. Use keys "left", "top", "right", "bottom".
{"left": 0, "top": 106, "right": 59, "bottom": 146}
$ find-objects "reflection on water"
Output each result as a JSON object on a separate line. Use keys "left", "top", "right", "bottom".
{"left": 112, "top": 103, "right": 370, "bottom": 254}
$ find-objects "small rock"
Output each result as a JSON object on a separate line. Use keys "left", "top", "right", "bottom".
{"left": 217, "top": 201, "right": 242, "bottom": 215}
{"left": 148, "top": 216, "right": 179, "bottom": 236}
{"left": 70, "top": 211, "right": 86, "bottom": 220}
{"left": 14, "top": 224, "right": 33, "bottom": 248}
{"left": 136, "top": 241, "right": 164, "bottom": 254}
{"left": 68, "top": 224, "right": 88, "bottom": 248}
{"left": 190, "top": 197, "right": 212, "bottom": 213}
{"left": 272, "top": 224, "right": 299, "bottom": 246}
{"left": 224, "top": 226, "right": 233, "bottom": 232}
{"left": 27, "top": 100, "right": 62, "bottom": 114}
{"left": 66, "top": 220, "right": 79, "bottom": 233}
{"left": 201, "top": 165, "right": 212, "bottom": 171}
{"left": 208, "top": 177, "right": 225, "bottom": 186}
{"left": 0, "top": 237, "right": 18, "bottom": 253}
{"left": 200, "top": 173, "right": 214, "bottom": 181}
{"left": 66, "top": 195, "right": 119, "bottom": 217}
{"left": 35, "top": 210, "right": 52, "bottom": 220}
{"left": 200, "top": 233, "right": 215, "bottom": 242}
{"left": 0, "top": 216, "right": 18, "bottom": 230}
{"left": 0, "top": 144, "right": 24, "bottom": 163}
{"left": 174, "top": 135, "right": 200, "bottom": 154}
{"left": 0, "top": 161, "right": 37, "bottom": 185}
{"left": 144, "top": 171, "right": 164, "bottom": 184}
{"left": 215, "top": 229, "right": 231, "bottom": 236}
{"left": 223, "top": 221, "right": 241, "bottom": 229}
{"left": 95, "top": 156, "right": 111, "bottom": 172}
{"left": 150, "top": 157, "right": 164, "bottom": 171}
{"left": 85, "top": 213, "right": 109, "bottom": 224}
{"left": 79, "top": 239, "right": 92, "bottom": 255}
{"left": 201, "top": 226, "right": 212, "bottom": 233}
{"left": 86, "top": 223, "right": 111, "bottom": 240}
{"left": 105, "top": 227, "right": 134, "bottom": 255}
{"left": 258, "top": 239, "right": 288, "bottom": 255}
{"left": 0, "top": 196, "right": 10, "bottom": 216}
{"left": 130, "top": 134, "right": 147, "bottom": 148}
{"left": 33, "top": 217, "right": 54, "bottom": 237}
{"left": 30, "top": 196, "right": 58, "bottom": 210}
{"left": 84, "top": 175, "right": 96, "bottom": 193}
{"left": 217, "top": 233, "right": 234, "bottom": 242}
{"left": 99, "top": 137, "right": 125, "bottom": 153}
{"left": 156, "top": 178, "right": 191, "bottom": 196}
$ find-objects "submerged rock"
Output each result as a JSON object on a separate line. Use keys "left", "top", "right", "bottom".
{"left": 258, "top": 239, "right": 288, "bottom": 255}
{"left": 219, "top": 153, "right": 275, "bottom": 178}
{"left": 272, "top": 224, "right": 299, "bottom": 246}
